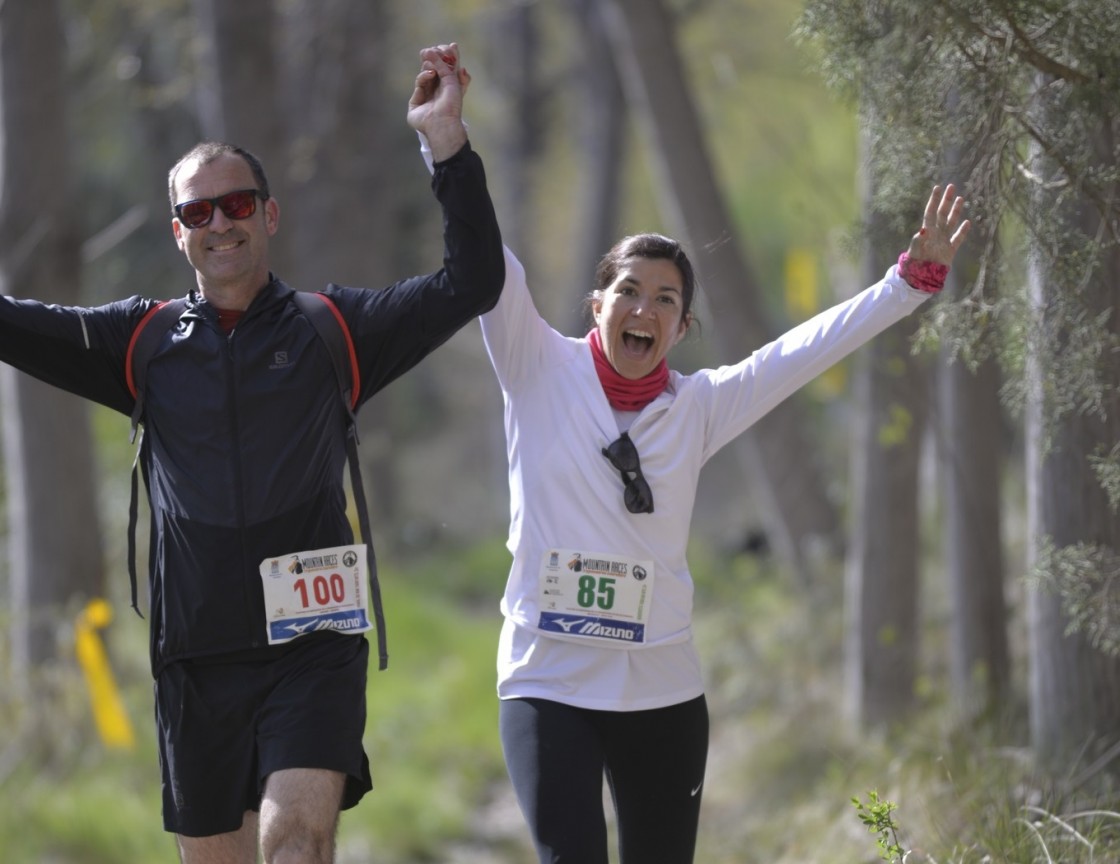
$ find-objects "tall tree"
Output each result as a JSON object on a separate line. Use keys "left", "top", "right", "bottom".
{"left": 275, "top": 0, "right": 397, "bottom": 288}
{"left": 564, "top": 0, "right": 627, "bottom": 334}
{"left": 276, "top": 0, "right": 406, "bottom": 528}
{"left": 482, "top": 1, "right": 545, "bottom": 262}
{"left": 937, "top": 222, "right": 1010, "bottom": 720}
{"left": 0, "top": 0, "right": 105, "bottom": 669}
{"left": 192, "top": 0, "right": 281, "bottom": 157}
{"left": 193, "top": 0, "right": 416, "bottom": 529}
{"left": 600, "top": 0, "right": 841, "bottom": 581}
{"left": 1025, "top": 74, "right": 1120, "bottom": 771}
{"left": 192, "top": 0, "right": 287, "bottom": 271}
{"left": 843, "top": 162, "right": 928, "bottom": 727}
{"left": 799, "top": 0, "right": 1120, "bottom": 767}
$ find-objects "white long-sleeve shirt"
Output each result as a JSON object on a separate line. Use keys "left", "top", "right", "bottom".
{"left": 480, "top": 248, "right": 932, "bottom": 711}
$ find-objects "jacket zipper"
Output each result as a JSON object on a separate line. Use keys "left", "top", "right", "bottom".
{"left": 224, "top": 327, "right": 259, "bottom": 647}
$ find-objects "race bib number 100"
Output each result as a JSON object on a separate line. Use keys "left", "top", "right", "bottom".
{"left": 259, "top": 544, "right": 371, "bottom": 645}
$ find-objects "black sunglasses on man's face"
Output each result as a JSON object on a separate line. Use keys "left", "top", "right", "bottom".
{"left": 601, "top": 431, "right": 654, "bottom": 514}
{"left": 173, "top": 189, "right": 268, "bottom": 230}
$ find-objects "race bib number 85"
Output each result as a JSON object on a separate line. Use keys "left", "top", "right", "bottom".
{"left": 536, "top": 548, "right": 654, "bottom": 645}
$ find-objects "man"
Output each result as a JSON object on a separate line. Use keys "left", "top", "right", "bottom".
{"left": 0, "top": 43, "right": 501, "bottom": 863}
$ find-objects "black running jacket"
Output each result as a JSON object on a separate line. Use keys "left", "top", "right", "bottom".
{"left": 0, "top": 143, "right": 503, "bottom": 674}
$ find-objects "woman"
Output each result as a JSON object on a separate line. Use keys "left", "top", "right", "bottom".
{"left": 480, "top": 192, "right": 969, "bottom": 862}
{"left": 412, "top": 46, "right": 970, "bottom": 864}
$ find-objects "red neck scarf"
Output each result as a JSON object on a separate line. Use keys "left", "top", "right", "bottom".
{"left": 588, "top": 328, "right": 670, "bottom": 412}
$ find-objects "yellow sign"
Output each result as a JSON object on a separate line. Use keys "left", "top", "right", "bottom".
{"left": 785, "top": 248, "right": 846, "bottom": 397}
{"left": 75, "top": 598, "right": 135, "bottom": 749}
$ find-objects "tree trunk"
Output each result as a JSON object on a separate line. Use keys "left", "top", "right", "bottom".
{"left": 279, "top": 0, "right": 396, "bottom": 288}
{"left": 843, "top": 163, "right": 927, "bottom": 728}
{"left": 0, "top": 0, "right": 105, "bottom": 670}
{"left": 1027, "top": 363, "right": 1120, "bottom": 772}
{"left": 482, "top": 3, "right": 545, "bottom": 263}
{"left": 277, "top": 0, "right": 403, "bottom": 529}
{"left": 937, "top": 234, "right": 1011, "bottom": 720}
{"left": 564, "top": 0, "right": 627, "bottom": 334}
{"left": 192, "top": 0, "right": 282, "bottom": 161}
{"left": 599, "top": 0, "right": 841, "bottom": 581}
{"left": 191, "top": 0, "right": 288, "bottom": 273}
{"left": 1026, "top": 90, "right": 1120, "bottom": 772}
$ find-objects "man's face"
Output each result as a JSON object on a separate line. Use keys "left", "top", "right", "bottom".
{"left": 171, "top": 153, "right": 278, "bottom": 298}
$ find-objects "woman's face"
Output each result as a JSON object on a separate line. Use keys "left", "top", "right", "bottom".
{"left": 593, "top": 256, "right": 690, "bottom": 380}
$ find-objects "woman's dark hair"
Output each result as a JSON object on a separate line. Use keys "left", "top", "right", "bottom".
{"left": 167, "top": 141, "right": 271, "bottom": 210}
{"left": 588, "top": 233, "right": 697, "bottom": 322}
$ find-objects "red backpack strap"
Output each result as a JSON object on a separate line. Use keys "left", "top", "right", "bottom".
{"left": 124, "top": 298, "right": 186, "bottom": 617}
{"left": 291, "top": 292, "right": 388, "bottom": 669}
{"left": 126, "top": 299, "right": 187, "bottom": 441}
{"left": 290, "top": 291, "right": 361, "bottom": 411}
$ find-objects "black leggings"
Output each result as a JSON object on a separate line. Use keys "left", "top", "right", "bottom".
{"left": 499, "top": 695, "right": 709, "bottom": 864}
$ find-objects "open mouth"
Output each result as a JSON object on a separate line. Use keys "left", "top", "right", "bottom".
{"left": 622, "top": 329, "right": 654, "bottom": 355}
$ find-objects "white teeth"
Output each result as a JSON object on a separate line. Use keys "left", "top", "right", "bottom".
{"left": 625, "top": 329, "right": 653, "bottom": 339}
{"left": 211, "top": 240, "right": 240, "bottom": 252}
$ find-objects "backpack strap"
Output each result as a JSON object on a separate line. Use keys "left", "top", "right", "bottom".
{"left": 292, "top": 292, "right": 388, "bottom": 671}
{"left": 124, "top": 299, "right": 187, "bottom": 618}
{"left": 290, "top": 291, "right": 361, "bottom": 413}
{"left": 127, "top": 300, "right": 187, "bottom": 443}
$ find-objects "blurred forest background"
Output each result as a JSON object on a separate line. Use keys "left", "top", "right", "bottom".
{"left": 1, "top": 0, "right": 1118, "bottom": 861}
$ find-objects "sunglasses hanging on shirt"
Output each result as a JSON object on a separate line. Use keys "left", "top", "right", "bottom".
{"left": 601, "top": 431, "right": 654, "bottom": 514}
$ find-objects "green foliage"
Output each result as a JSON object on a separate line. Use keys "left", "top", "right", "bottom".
{"left": 0, "top": 766, "right": 171, "bottom": 864}
{"left": 1030, "top": 538, "right": 1120, "bottom": 658}
{"left": 0, "top": 545, "right": 508, "bottom": 864}
{"left": 1089, "top": 442, "right": 1120, "bottom": 515}
{"left": 1002, "top": 291, "right": 1120, "bottom": 452}
{"left": 796, "top": 0, "right": 1120, "bottom": 685}
{"left": 877, "top": 403, "right": 915, "bottom": 449}
{"left": 684, "top": 547, "right": 1120, "bottom": 864}
{"left": 793, "top": 0, "right": 1120, "bottom": 394}
{"left": 688, "top": 540, "right": 837, "bottom": 715}
{"left": 853, "top": 790, "right": 906, "bottom": 863}
{"left": 0, "top": 614, "right": 173, "bottom": 863}
{"left": 394, "top": 537, "right": 511, "bottom": 608}
{"left": 845, "top": 753, "right": 1120, "bottom": 864}
{"left": 1011, "top": 806, "right": 1120, "bottom": 864}
{"left": 345, "top": 566, "right": 506, "bottom": 861}
{"left": 683, "top": 0, "right": 859, "bottom": 318}
{"left": 2, "top": 542, "right": 1117, "bottom": 863}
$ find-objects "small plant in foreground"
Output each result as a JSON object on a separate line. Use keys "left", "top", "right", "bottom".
{"left": 853, "top": 789, "right": 907, "bottom": 863}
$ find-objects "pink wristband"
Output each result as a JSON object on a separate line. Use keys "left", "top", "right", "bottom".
{"left": 898, "top": 252, "right": 948, "bottom": 294}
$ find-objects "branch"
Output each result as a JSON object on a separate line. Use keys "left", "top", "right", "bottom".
{"left": 948, "top": 1, "right": 1093, "bottom": 85}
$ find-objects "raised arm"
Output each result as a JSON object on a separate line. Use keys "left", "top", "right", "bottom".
{"left": 407, "top": 42, "right": 469, "bottom": 163}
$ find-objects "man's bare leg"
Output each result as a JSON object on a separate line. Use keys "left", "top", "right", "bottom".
{"left": 259, "top": 767, "right": 346, "bottom": 864}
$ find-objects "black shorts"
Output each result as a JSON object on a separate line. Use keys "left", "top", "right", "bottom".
{"left": 155, "top": 633, "right": 373, "bottom": 837}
